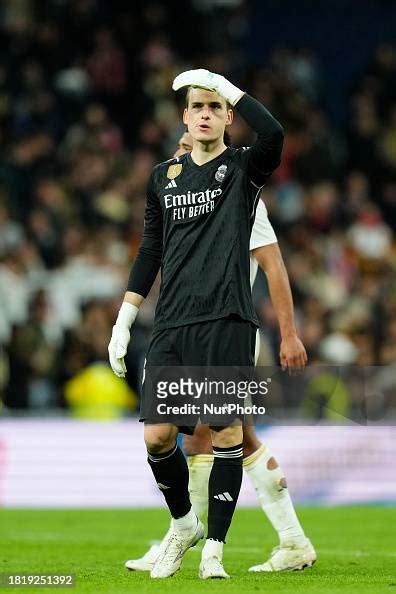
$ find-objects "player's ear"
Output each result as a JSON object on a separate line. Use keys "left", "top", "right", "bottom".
{"left": 225, "top": 108, "right": 234, "bottom": 126}
{"left": 183, "top": 108, "right": 188, "bottom": 125}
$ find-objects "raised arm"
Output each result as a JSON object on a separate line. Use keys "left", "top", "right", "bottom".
{"left": 234, "top": 94, "right": 284, "bottom": 187}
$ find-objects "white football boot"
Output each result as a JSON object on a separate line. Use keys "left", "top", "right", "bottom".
{"left": 248, "top": 538, "right": 317, "bottom": 572}
{"left": 125, "top": 526, "right": 172, "bottom": 571}
{"left": 125, "top": 543, "right": 161, "bottom": 572}
{"left": 199, "top": 556, "right": 230, "bottom": 579}
{"left": 199, "top": 539, "right": 230, "bottom": 579}
{"left": 150, "top": 519, "right": 204, "bottom": 578}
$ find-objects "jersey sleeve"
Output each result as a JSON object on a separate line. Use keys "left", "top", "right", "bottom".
{"left": 234, "top": 94, "right": 284, "bottom": 188}
{"left": 127, "top": 170, "right": 163, "bottom": 297}
{"left": 249, "top": 199, "right": 278, "bottom": 250}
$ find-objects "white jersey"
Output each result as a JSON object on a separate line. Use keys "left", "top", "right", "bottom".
{"left": 249, "top": 199, "right": 277, "bottom": 287}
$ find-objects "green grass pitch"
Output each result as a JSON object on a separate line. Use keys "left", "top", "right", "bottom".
{"left": 1, "top": 507, "right": 395, "bottom": 593}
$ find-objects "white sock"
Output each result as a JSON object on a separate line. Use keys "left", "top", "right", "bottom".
{"left": 187, "top": 454, "right": 214, "bottom": 521}
{"left": 173, "top": 508, "right": 197, "bottom": 535}
{"left": 243, "top": 444, "right": 306, "bottom": 547}
{"left": 202, "top": 538, "right": 224, "bottom": 560}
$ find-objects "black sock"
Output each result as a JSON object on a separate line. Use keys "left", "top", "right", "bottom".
{"left": 207, "top": 443, "right": 243, "bottom": 543}
{"left": 147, "top": 444, "right": 191, "bottom": 519}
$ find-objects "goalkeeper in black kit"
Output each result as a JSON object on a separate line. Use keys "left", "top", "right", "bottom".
{"left": 109, "top": 69, "right": 284, "bottom": 579}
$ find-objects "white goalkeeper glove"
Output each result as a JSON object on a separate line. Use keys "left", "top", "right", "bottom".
{"left": 172, "top": 69, "right": 244, "bottom": 106}
{"left": 108, "top": 302, "right": 139, "bottom": 378}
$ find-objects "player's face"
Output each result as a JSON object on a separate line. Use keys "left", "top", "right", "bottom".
{"left": 174, "top": 132, "right": 193, "bottom": 157}
{"left": 183, "top": 88, "right": 233, "bottom": 144}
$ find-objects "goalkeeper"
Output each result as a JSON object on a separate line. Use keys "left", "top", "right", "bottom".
{"left": 109, "top": 69, "right": 294, "bottom": 579}
{"left": 122, "top": 131, "right": 316, "bottom": 574}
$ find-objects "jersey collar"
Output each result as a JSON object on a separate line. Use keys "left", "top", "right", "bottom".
{"left": 186, "top": 147, "right": 230, "bottom": 168}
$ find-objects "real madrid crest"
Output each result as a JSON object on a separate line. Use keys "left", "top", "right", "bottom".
{"left": 167, "top": 164, "right": 183, "bottom": 180}
{"left": 215, "top": 164, "right": 227, "bottom": 182}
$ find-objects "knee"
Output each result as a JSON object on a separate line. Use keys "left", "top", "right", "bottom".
{"left": 144, "top": 425, "right": 177, "bottom": 454}
{"left": 210, "top": 425, "right": 243, "bottom": 448}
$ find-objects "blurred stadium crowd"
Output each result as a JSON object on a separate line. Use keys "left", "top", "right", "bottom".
{"left": 0, "top": 0, "right": 395, "bottom": 416}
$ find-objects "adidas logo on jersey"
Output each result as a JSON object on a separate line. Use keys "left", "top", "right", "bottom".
{"left": 214, "top": 491, "right": 234, "bottom": 501}
{"left": 165, "top": 179, "right": 177, "bottom": 189}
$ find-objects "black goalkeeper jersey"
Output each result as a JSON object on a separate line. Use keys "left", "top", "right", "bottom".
{"left": 128, "top": 94, "right": 284, "bottom": 332}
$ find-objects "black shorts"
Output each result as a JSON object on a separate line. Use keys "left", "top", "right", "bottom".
{"left": 140, "top": 316, "right": 257, "bottom": 432}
